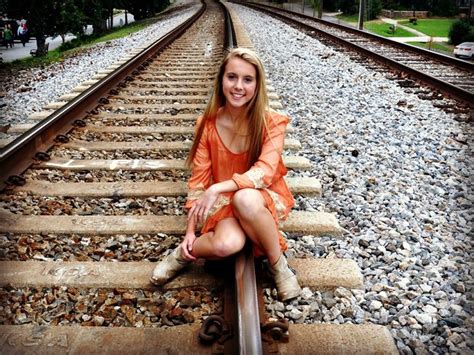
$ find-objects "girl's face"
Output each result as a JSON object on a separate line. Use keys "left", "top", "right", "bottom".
{"left": 222, "top": 57, "right": 257, "bottom": 111}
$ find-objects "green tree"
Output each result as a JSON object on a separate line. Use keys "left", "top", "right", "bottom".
{"left": 366, "top": 0, "right": 382, "bottom": 20}
{"left": 123, "top": 0, "right": 170, "bottom": 20}
{"left": 310, "top": 0, "right": 323, "bottom": 18}
{"left": 53, "top": 0, "right": 86, "bottom": 43}
{"left": 81, "top": 0, "right": 109, "bottom": 35}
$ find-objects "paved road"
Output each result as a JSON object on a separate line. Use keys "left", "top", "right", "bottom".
{"left": 0, "top": 12, "right": 135, "bottom": 63}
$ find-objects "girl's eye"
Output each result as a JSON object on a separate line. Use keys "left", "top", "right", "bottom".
{"left": 244, "top": 77, "right": 254, "bottom": 83}
{"left": 227, "top": 74, "right": 235, "bottom": 80}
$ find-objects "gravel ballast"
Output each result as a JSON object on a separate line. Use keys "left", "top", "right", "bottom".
{"left": 231, "top": 4, "right": 472, "bottom": 354}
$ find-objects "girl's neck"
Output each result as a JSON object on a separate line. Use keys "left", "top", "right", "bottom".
{"left": 223, "top": 105, "right": 245, "bottom": 122}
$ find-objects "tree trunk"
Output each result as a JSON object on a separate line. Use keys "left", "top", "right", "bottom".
{"left": 110, "top": 9, "right": 114, "bottom": 29}
{"left": 61, "top": 34, "right": 65, "bottom": 43}
{"left": 125, "top": 10, "right": 128, "bottom": 25}
{"left": 318, "top": 0, "right": 323, "bottom": 18}
{"left": 36, "top": 36, "right": 46, "bottom": 56}
{"left": 93, "top": 20, "right": 107, "bottom": 35}
{"left": 358, "top": 0, "right": 365, "bottom": 30}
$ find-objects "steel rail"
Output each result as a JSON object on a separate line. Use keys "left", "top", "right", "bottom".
{"left": 241, "top": 2, "right": 474, "bottom": 106}
{"left": 0, "top": 2, "right": 207, "bottom": 190}
{"left": 222, "top": 4, "right": 263, "bottom": 353}
{"left": 234, "top": 245, "right": 263, "bottom": 354}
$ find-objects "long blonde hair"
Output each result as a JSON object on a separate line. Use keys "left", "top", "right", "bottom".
{"left": 186, "top": 48, "right": 269, "bottom": 169}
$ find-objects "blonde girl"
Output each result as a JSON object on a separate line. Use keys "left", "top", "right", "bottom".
{"left": 151, "top": 48, "right": 301, "bottom": 301}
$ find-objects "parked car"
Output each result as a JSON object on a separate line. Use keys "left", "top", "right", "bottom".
{"left": 454, "top": 42, "right": 474, "bottom": 59}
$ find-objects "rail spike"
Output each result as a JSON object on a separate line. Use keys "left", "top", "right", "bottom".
{"left": 54, "top": 135, "right": 69, "bottom": 143}
{"left": 6, "top": 175, "right": 26, "bottom": 186}
{"left": 35, "top": 151, "right": 51, "bottom": 161}
{"left": 261, "top": 320, "right": 290, "bottom": 343}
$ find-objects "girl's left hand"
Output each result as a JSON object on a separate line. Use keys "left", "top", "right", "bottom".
{"left": 188, "top": 186, "right": 219, "bottom": 225}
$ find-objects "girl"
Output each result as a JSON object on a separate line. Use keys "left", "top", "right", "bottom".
{"left": 150, "top": 48, "right": 301, "bottom": 301}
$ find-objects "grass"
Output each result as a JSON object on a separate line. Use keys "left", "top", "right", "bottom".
{"left": 407, "top": 41, "right": 453, "bottom": 54}
{"left": 365, "top": 21, "right": 415, "bottom": 37}
{"left": 336, "top": 13, "right": 359, "bottom": 24}
{"left": 334, "top": 14, "right": 463, "bottom": 39}
{"left": 85, "top": 20, "right": 153, "bottom": 44}
{"left": 399, "top": 19, "right": 457, "bottom": 37}
{"left": 1, "top": 18, "right": 155, "bottom": 70}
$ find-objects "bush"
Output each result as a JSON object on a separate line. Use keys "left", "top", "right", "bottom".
{"left": 431, "top": 0, "right": 457, "bottom": 17}
{"left": 449, "top": 19, "right": 473, "bottom": 45}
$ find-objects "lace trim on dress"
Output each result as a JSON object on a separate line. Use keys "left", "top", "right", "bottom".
{"left": 245, "top": 168, "right": 267, "bottom": 188}
{"left": 187, "top": 183, "right": 206, "bottom": 201}
{"left": 265, "top": 188, "right": 286, "bottom": 222}
{"left": 207, "top": 195, "right": 231, "bottom": 219}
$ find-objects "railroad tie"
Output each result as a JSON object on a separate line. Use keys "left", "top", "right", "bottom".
{"left": 14, "top": 177, "right": 320, "bottom": 197}
{"left": 34, "top": 156, "right": 311, "bottom": 171}
{"left": 0, "top": 323, "right": 398, "bottom": 354}
{"left": 0, "top": 259, "right": 362, "bottom": 290}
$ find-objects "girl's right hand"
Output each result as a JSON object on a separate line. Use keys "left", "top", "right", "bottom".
{"left": 181, "top": 232, "right": 197, "bottom": 261}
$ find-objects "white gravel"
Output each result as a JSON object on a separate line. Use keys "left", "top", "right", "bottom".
{"left": 231, "top": 3, "right": 472, "bottom": 355}
{"left": 0, "top": 4, "right": 201, "bottom": 126}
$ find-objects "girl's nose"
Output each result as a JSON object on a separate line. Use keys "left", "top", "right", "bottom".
{"left": 234, "top": 79, "right": 243, "bottom": 90}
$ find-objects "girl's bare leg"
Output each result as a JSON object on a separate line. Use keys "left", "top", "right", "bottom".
{"left": 232, "top": 188, "right": 301, "bottom": 301}
{"left": 231, "top": 188, "right": 281, "bottom": 265}
{"left": 151, "top": 218, "right": 245, "bottom": 285}
{"left": 191, "top": 217, "right": 246, "bottom": 259}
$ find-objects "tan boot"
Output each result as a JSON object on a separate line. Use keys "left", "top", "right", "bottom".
{"left": 150, "top": 247, "right": 190, "bottom": 286}
{"left": 269, "top": 254, "right": 301, "bottom": 301}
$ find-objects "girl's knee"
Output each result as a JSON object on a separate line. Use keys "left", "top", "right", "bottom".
{"left": 212, "top": 234, "right": 245, "bottom": 258}
{"left": 232, "top": 189, "right": 265, "bottom": 219}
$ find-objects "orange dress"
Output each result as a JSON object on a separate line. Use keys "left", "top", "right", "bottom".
{"left": 185, "top": 110, "right": 295, "bottom": 255}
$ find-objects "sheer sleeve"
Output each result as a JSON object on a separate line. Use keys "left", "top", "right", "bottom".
{"left": 232, "top": 112, "right": 289, "bottom": 189}
{"left": 185, "top": 117, "right": 213, "bottom": 209}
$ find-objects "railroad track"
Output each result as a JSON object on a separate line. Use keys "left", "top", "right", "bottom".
{"left": 0, "top": 1, "right": 397, "bottom": 353}
{"left": 238, "top": 1, "right": 474, "bottom": 111}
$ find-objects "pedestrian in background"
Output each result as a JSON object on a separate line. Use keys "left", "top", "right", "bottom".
{"left": 3, "top": 25, "right": 13, "bottom": 48}
{"left": 17, "top": 22, "right": 28, "bottom": 46}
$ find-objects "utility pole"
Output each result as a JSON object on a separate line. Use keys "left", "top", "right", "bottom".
{"left": 302, "top": 0, "right": 305, "bottom": 14}
{"left": 358, "top": 0, "right": 365, "bottom": 30}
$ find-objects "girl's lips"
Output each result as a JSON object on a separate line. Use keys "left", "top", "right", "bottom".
{"left": 231, "top": 93, "right": 244, "bottom": 99}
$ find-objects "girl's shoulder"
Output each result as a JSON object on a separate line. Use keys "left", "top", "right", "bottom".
{"left": 266, "top": 109, "right": 290, "bottom": 127}
{"left": 195, "top": 114, "right": 217, "bottom": 134}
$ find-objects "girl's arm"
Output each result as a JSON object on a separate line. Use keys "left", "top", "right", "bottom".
{"left": 181, "top": 213, "right": 198, "bottom": 261}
